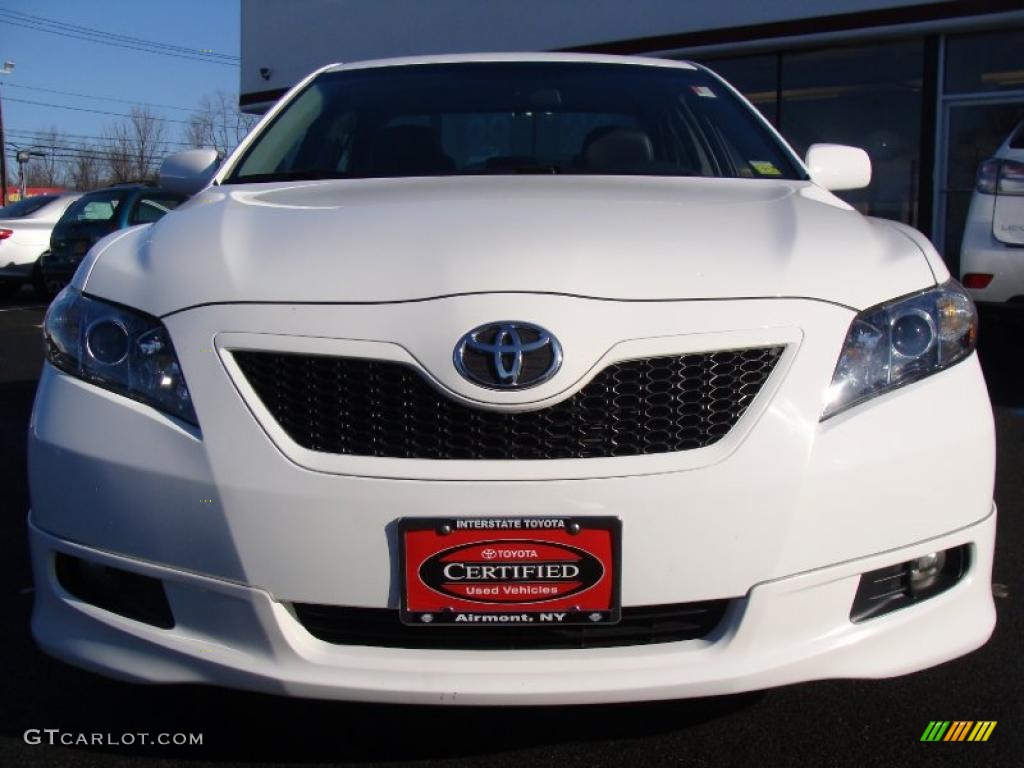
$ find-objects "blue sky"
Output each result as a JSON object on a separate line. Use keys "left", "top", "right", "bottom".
{"left": 1, "top": 0, "right": 241, "bottom": 158}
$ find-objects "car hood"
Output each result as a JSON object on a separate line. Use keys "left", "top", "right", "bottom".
{"left": 82, "top": 176, "right": 936, "bottom": 315}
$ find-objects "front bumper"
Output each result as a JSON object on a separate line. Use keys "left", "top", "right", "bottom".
{"left": 30, "top": 509, "right": 996, "bottom": 705}
{"left": 28, "top": 295, "right": 997, "bottom": 703}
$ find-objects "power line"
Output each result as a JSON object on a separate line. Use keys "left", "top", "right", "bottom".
{"left": 0, "top": 17, "right": 240, "bottom": 66}
{"left": 7, "top": 136, "right": 188, "bottom": 153}
{"left": 17, "top": 154, "right": 159, "bottom": 169}
{"left": 5, "top": 96, "right": 249, "bottom": 130}
{"left": 5, "top": 143, "right": 153, "bottom": 159}
{"left": 0, "top": 6, "right": 239, "bottom": 61}
{"left": 5, "top": 135, "right": 195, "bottom": 153}
{"left": 6, "top": 140, "right": 137, "bottom": 159}
{"left": 5, "top": 83, "right": 197, "bottom": 113}
{"left": 6, "top": 133, "right": 240, "bottom": 162}
{"left": 6, "top": 128, "right": 195, "bottom": 148}
{"left": 8, "top": 128, "right": 120, "bottom": 142}
{"left": 4, "top": 95, "right": 192, "bottom": 124}
{"left": 0, "top": 14, "right": 239, "bottom": 67}
{"left": 5, "top": 148, "right": 174, "bottom": 175}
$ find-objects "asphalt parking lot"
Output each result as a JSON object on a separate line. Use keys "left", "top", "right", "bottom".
{"left": 0, "top": 285, "right": 1020, "bottom": 768}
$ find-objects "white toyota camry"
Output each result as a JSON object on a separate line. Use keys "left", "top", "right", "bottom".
{"left": 30, "top": 53, "right": 995, "bottom": 705}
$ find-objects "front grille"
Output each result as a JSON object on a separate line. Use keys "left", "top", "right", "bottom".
{"left": 233, "top": 346, "right": 783, "bottom": 460}
{"left": 292, "top": 601, "right": 732, "bottom": 650}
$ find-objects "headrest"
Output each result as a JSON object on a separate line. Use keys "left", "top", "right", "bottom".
{"left": 371, "top": 125, "right": 454, "bottom": 174}
{"left": 583, "top": 127, "right": 654, "bottom": 171}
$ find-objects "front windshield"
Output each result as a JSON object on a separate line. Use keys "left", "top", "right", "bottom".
{"left": 228, "top": 62, "right": 803, "bottom": 183}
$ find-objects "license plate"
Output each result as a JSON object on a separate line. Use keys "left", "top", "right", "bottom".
{"left": 399, "top": 517, "right": 620, "bottom": 626}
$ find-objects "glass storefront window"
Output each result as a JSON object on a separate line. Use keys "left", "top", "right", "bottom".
{"left": 699, "top": 42, "right": 925, "bottom": 227}
{"left": 686, "top": 26, "right": 1024, "bottom": 265}
{"left": 945, "top": 27, "right": 1024, "bottom": 94}
{"left": 779, "top": 40, "right": 924, "bottom": 226}
{"left": 940, "top": 103, "right": 1024, "bottom": 272}
{"left": 939, "top": 28, "right": 1024, "bottom": 271}
{"left": 699, "top": 55, "right": 778, "bottom": 126}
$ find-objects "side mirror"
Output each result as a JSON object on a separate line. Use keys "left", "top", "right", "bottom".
{"left": 804, "top": 144, "right": 872, "bottom": 191}
{"left": 159, "top": 149, "right": 221, "bottom": 196}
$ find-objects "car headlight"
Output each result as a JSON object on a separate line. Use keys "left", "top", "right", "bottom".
{"left": 822, "top": 280, "right": 977, "bottom": 420}
{"left": 43, "top": 286, "right": 198, "bottom": 426}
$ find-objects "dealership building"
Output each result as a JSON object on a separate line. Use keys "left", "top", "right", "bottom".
{"left": 240, "top": 0, "right": 1024, "bottom": 274}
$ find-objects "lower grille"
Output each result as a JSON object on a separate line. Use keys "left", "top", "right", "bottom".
{"left": 292, "top": 601, "right": 732, "bottom": 650}
{"left": 233, "top": 346, "right": 783, "bottom": 460}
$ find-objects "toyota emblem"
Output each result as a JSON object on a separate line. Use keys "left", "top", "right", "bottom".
{"left": 454, "top": 322, "right": 563, "bottom": 390}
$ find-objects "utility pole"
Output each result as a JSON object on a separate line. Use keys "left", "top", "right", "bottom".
{"left": 0, "top": 60, "right": 13, "bottom": 206}
{"left": 0, "top": 93, "right": 6, "bottom": 205}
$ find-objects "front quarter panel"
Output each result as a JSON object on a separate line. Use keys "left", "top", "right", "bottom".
{"left": 72, "top": 225, "right": 152, "bottom": 295}
{"left": 881, "top": 218, "right": 949, "bottom": 284}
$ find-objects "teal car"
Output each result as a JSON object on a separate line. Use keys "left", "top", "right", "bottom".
{"left": 39, "top": 185, "right": 186, "bottom": 296}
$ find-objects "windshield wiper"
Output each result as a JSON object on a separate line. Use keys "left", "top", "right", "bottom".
{"left": 489, "top": 164, "right": 561, "bottom": 175}
{"left": 233, "top": 166, "right": 567, "bottom": 183}
{"left": 231, "top": 169, "right": 349, "bottom": 183}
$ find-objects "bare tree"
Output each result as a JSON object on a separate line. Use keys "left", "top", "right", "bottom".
{"left": 66, "top": 141, "right": 104, "bottom": 191}
{"left": 186, "top": 90, "right": 257, "bottom": 156}
{"left": 185, "top": 113, "right": 211, "bottom": 152}
{"left": 103, "top": 124, "right": 133, "bottom": 184}
{"left": 22, "top": 127, "right": 67, "bottom": 187}
{"left": 104, "top": 106, "right": 167, "bottom": 183}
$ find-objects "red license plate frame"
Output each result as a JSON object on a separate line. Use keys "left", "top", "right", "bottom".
{"left": 399, "top": 517, "right": 621, "bottom": 627}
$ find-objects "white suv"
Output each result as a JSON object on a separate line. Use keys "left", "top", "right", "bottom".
{"left": 30, "top": 54, "right": 995, "bottom": 705}
{"left": 960, "top": 120, "right": 1024, "bottom": 304}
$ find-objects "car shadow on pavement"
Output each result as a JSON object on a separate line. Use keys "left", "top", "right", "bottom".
{"left": 3, "top": 671, "right": 765, "bottom": 763}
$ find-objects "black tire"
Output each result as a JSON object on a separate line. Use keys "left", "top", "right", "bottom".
{"left": 45, "top": 276, "right": 67, "bottom": 297}
{"left": 31, "top": 262, "right": 50, "bottom": 298}
{"left": 0, "top": 280, "right": 21, "bottom": 300}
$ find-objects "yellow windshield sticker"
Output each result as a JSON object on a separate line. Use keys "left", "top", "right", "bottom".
{"left": 750, "top": 160, "right": 782, "bottom": 176}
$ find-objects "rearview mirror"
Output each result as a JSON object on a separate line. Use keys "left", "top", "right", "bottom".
{"left": 159, "top": 149, "right": 221, "bottom": 197}
{"left": 804, "top": 144, "right": 872, "bottom": 191}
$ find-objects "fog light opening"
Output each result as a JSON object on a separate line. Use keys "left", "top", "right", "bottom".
{"left": 850, "top": 544, "right": 969, "bottom": 622}
{"left": 54, "top": 552, "right": 175, "bottom": 629}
